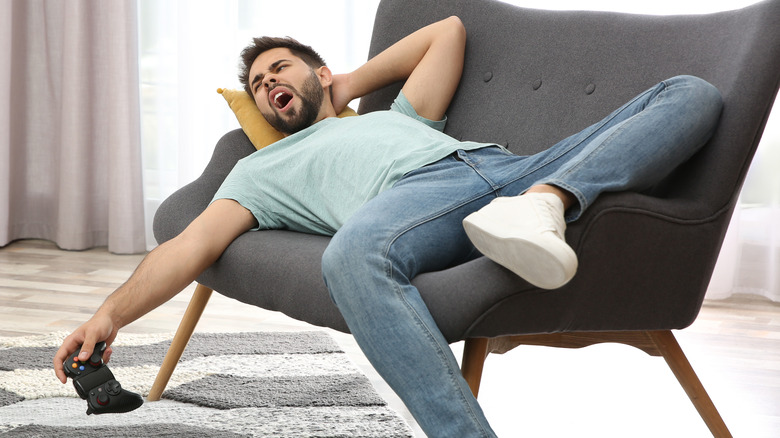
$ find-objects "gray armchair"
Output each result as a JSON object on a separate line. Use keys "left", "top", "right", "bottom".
{"left": 148, "top": 1, "right": 780, "bottom": 436}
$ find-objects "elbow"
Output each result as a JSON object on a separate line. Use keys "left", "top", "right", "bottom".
{"left": 434, "top": 16, "right": 466, "bottom": 57}
{"left": 445, "top": 15, "right": 467, "bottom": 43}
{"left": 171, "top": 229, "right": 223, "bottom": 274}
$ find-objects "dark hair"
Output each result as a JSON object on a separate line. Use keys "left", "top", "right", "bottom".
{"left": 238, "top": 36, "right": 326, "bottom": 96}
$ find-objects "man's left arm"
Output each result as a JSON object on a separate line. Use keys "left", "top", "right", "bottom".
{"left": 331, "top": 16, "right": 466, "bottom": 121}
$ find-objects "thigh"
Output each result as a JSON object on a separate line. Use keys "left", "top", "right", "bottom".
{"left": 475, "top": 81, "right": 667, "bottom": 197}
{"left": 333, "top": 155, "right": 496, "bottom": 277}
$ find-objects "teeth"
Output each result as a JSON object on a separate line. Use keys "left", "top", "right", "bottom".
{"left": 274, "top": 93, "right": 282, "bottom": 105}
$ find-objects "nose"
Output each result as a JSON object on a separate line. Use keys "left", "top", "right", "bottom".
{"left": 263, "top": 74, "right": 277, "bottom": 89}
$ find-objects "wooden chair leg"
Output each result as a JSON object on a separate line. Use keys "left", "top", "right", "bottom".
{"left": 461, "top": 338, "right": 490, "bottom": 398}
{"left": 461, "top": 331, "right": 732, "bottom": 437}
{"left": 147, "top": 283, "right": 213, "bottom": 401}
{"left": 648, "top": 330, "right": 733, "bottom": 438}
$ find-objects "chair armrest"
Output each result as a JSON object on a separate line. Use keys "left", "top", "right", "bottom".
{"left": 418, "top": 191, "right": 734, "bottom": 341}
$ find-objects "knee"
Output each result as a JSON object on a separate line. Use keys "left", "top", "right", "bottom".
{"left": 663, "top": 75, "right": 724, "bottom": 140}
{"left": 321, "top": 237, "right": 352, "bottom": 307}
{"left": 671, "top": 75, "right": 723, "bottom": 116}
{"left": 321, "top": 231, "right": 381, "bottom": 303}
{"left": 321, "top": 234, "right": 353, "bottom": 287}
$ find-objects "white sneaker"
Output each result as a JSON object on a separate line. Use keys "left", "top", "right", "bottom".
{"left": 462, "top": 193, "right": 578, "bottom": 289}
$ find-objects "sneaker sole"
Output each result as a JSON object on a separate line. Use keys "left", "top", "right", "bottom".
{"left": 463, "top": 216, "right": 578, "bottom": 289}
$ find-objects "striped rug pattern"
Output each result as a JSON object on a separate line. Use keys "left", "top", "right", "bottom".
{"left": 0, "top": 331, "right": 413, "bottom": 437}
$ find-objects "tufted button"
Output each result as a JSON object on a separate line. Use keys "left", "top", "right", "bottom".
{"left": 483, "top": 71, "right": 493, "bottom": 82}
{"left": 585, "top": 83, "right": 596, "bottom": 95}
{"left": 532, "top": 79, "right": 542, "bottom": 90}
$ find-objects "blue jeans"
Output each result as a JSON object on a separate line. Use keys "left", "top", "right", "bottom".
{"left": 321, "top": 75, "right": 722, "bottom": 437}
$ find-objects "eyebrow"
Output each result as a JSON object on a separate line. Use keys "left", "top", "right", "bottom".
{"left": 250, "top": 59, "right": 291, "bottom": 92}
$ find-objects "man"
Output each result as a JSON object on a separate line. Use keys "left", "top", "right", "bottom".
{"left": 55, "top": 16, "right": 721, "bottom": 437}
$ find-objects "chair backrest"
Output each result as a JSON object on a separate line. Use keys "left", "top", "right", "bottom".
{"left": 359, "top": 0, "right": 780, "bottom": 221}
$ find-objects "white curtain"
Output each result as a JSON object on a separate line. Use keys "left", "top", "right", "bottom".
{"left": 138, "top": 0, "right": 779, "bottom": 302}
{"left": 708, "top": 105, "right": 780, "bottom": 302}
{"left": 0, "top": 0, "right": 145, "bottom": 254}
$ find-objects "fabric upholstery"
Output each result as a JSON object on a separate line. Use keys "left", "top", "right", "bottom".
{"left": 154, "top": 0, "right": 780, "bottom": 342}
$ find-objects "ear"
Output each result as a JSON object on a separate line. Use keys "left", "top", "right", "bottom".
{"left": 316, "top": 65, "right": 333, "bottom": 88}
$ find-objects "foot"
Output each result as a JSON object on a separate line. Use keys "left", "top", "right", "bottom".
{"left": 462, "top": 193, "right": 578, "bottom": 289}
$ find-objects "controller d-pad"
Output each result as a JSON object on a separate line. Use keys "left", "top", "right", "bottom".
{"left": 106, "top": 380, "right": 122, "bottom": 396}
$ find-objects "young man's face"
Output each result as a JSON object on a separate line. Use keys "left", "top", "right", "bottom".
{"left": 248, "top": 47, "right": 326, "bottom": 135}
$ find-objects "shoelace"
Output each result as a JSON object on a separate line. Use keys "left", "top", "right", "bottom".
{"left": 531, "top": 196, "right": 566, "bottom": 240}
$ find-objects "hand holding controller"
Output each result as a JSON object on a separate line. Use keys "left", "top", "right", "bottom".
{"left": 63, "top": 341, "right": 143, "bottom": 415}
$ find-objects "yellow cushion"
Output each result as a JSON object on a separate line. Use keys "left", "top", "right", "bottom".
{"left": 217, "top": 88, "right": 358, "bottom": 150}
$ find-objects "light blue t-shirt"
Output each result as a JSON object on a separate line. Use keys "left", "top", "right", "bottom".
{"left": 212, "top": 91, "right": 494, "bottom": 235}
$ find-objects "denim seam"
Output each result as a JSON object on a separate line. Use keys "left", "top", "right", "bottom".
{"left": 455, "top": 149, "right": 503, "bottom": 191}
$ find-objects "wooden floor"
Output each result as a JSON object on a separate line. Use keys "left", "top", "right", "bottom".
{"left": 1, "top": 239, "right": 778, "bottom": 437}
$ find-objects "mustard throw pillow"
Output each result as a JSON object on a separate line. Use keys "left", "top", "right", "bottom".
{"left": 217, "top": 88, "right": 358, "bottom": 150}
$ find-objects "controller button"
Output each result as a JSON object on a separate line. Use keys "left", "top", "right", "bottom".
{"left": 71, "top": 363, "right": 78, "bottom": 369}
{"left": 79, "top": 365, "right": 85, "bottom": 371}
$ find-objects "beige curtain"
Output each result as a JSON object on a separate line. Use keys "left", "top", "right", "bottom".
{"left": 0, "top": 0, "right": 145, "bottom": 254}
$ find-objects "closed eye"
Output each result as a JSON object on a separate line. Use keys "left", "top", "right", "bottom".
{"left": 251, "top": 75, "right": 263, "bottom": 94}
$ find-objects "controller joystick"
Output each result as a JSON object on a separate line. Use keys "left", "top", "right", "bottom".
{"left": 88, "top": 350, "right": 102, "bottom": 367}
{"left": 63, "top": 341, "right": 143, "bottom": 415}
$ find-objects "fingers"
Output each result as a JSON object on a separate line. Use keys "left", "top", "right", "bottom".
{"left": 103, "top": 345, "right": 114, "bottom": 365}
{"left": 329, "top": 73, "right": 353, "bottom": 115}
{"left": 53, "top": 313, "right": 118, "bottom": 384}
{"left": 53, "top": 334, "right": 83, "bottom": 384}
{"left": 78, "top": 332, "right": 99, "bottom": 362}
{"left": 53, "top": 347, "right": 70, "bottom": 383}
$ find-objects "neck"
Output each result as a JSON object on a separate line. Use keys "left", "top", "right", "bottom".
{"left": 317, "top": 97, "right": 338, "bottom": 121}
{"left": 280, "top": 101, "right": 337, "bottom": 138}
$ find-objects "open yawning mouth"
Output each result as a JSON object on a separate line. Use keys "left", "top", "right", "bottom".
{"left": 269, "top": 87, "right": 294, "bottom": 112}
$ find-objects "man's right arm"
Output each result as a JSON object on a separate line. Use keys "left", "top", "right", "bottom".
{"left": 53, "top": 199, "right": 257, "bottom": 382}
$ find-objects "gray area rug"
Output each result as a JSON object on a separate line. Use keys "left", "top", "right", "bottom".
{"left": 0, "top": 331, "right": 413, "bottom": 437}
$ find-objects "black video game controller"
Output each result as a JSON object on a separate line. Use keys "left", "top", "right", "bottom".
{"left": 63, "top": 341, "right": 143, "bottom": 415}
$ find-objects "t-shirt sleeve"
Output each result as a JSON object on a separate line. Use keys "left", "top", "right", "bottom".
{"left": 389, "top": 90, "right": 447, "bottom": 132}
{"left": 210, "top": 157, "right": 278, "bottom": 231}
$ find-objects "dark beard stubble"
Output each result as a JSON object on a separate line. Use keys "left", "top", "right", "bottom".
{"left": 262, "top": 70, "right": 324, "bottom": 135}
